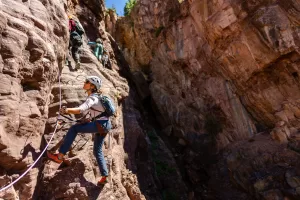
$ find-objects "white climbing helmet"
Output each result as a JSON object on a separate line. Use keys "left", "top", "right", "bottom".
{"left": 86, "top": 76, "right": 102, "bottom": 90}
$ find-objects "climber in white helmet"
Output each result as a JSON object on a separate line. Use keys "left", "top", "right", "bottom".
{"left": 47, "top": 75, "right": 116, "bottom": 185}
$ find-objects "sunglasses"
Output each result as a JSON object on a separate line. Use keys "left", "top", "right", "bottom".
{"left": 84, "top": 80, "right": 90, "bottom": 84}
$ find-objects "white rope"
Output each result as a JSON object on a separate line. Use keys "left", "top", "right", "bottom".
{"left": 0, "top": 70, "right": 62, "bottom": 192}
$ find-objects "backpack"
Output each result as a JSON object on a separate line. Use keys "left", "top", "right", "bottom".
{"left": 100, "top": 95, "right": 116, "bottom": 117}
{"left": 70, "top": 32, "right": 82, "bottom": 47}
{"left": 69, "top": 19, "right": 85, "bottom": 35}
{"left": 69, "top": 19, "right": 76, "bottom": 32}
{"left": 74, "top": 20, "right": 85, "bottom": 35}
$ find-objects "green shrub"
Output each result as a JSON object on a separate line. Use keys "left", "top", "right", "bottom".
{"left": 107, "top": 7, "right": 116, "bottom": 13}
{"left": 124, "top": 0, "right": 137, "bottom": 16}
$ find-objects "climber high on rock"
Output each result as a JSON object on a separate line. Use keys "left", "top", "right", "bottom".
{"left": 67, "top": 15, "right": 85, "bottom": 70}
{"left": 88, "top": 38, "right": 104, "bottom": 62}
{"left": 102, "top": 49, "right": 111, "bottom": 69}
{"left": 47, "top": 76, "right": 116, "bottom": 185}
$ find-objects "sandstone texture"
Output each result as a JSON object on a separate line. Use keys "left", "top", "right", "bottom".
{"left": 115, "top": 0, "right": 300, "bottom": 199}
{"left": 116, "top": 0, "right": 300, "bottom": 149}
{"left": 226, "top": 134, "right": 300, "bottom": 200}
{"left": 0, "top": 0, "right": 68, "bottom": 198}
{"left": 34, "top": 0, "right": 150, "bottom": 198}
{"left": 2, "top": 0, "right": 300, "bottom": 199}
{"left": 105, "top": 9, "right": 118, "bottom": 39}
{"left": 0, "top": 0, "right": 150, "bottom": 199}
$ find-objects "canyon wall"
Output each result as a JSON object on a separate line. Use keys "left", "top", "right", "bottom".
{"left": 0, "top": 0, "right": 68, "bottom": 198}
{"left": 115, "top": 0, "right": 300, "bottom": 199}
{"left": 0, "top": 0, "right": 150, "bottom": 199}
{"left": 116, "top": 0, "right": 300, "bottom": 150}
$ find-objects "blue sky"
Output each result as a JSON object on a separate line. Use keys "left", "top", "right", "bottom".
{"left": 105, "top": 0, "right": 127, "bottom": 16}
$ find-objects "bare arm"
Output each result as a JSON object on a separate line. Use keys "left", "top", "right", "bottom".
{"left": 59, "top": 107, "right": 81, "bottom": 115}
{"left": 66, "top": 107, "right": 81, "bottom": 114}
{"left": 87, "top": 41, "right": 96, "bottom": 46}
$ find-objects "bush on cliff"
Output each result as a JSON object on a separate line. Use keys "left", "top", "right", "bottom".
{"left": 124, "top": 0, "right": 137, "bottom": 16}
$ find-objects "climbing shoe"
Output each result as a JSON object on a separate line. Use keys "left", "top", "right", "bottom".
{"left": 47, "top": 151, "right": 63, "bottom": 164}
{"left": 75, "top": 62, "right": 80, "bottom": 70}
{"left": 97, "top": 176, "right": 108, "bottom": 186}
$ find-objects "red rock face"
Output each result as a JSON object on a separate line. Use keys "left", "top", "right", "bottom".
{"left": 105, "top": 9, "right": 118, "bottom": 38}
{"left": 0, "top": 0, "right": 68, "bottom": 198}
{"left": 115, "top": 0, "right": 300, "bottom": 199}
{"left": 0, "top": 0, "right": 148, "bottom": 199}
{"left": 2, "top": 0, "right": 300, "bottom": 199}
{"left": 116, "top": 0, "right": 300, "bottom": 148}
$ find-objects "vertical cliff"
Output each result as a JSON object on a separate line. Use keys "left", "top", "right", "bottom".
{"left": 116, "top": 0, "right": 259, "bottom": 151}
{"left": 0, "top": 0, "right": 68, "bottom": 198}
{"left": 0, "top": 0, "right": 147, "bottom": 199}
{"left": 114, "top": 0, "right": 300, "bottom": 199}
{"left": 2, "top": 0, "right": 300, "bottom": 199}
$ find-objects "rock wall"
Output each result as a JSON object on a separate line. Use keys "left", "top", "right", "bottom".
{"left": 0, "top": 0, "right": 149, "bottom": 199}
{"left": 104, "top": 9, "right": 118, "bottom": 38}
{"left": 3, "top": 0, "right": 300, "bottom": 199}
{"left": 116, "top": 0, "right": 300, "bottom": 149}
{"left": 0, "top": 0, "right": 68, "bottom": 198}
{"left": 34, "top": 0, "right": 150, "bottom": 199}
{"left": 114, "top": 0, "right": 300, "bottom": 199}
{"left": 225, "top": 134, "right": 300, "bottom": 200}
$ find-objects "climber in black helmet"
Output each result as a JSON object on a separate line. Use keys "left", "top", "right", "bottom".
{"left": 47, "top": 76, "right": 115, "bottom": 185}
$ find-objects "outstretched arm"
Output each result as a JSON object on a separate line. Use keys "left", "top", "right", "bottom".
{"left": 66, "top": 108, "right": 81, "bottom": 114}
{"left": 87, "top": 41, "right": 96, "bottom": 46}
{"left": 99, "top": 44, "right": 103, "bottom": 55}
{"left": 59, "top": 96, "right": 98, "bottom": 115}
{"left": 60, "top": 107, "right": 81, "bottom": 114}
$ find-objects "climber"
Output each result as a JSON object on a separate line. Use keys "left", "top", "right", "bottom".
{"left": 101, "top": 49, "right": 111, "bottom": 69}
{"left": 87, "top": 38, "right": 104, "bottom": 62}
{"left": 47, "top": 76, "right": 115, "bottom": 185}
{"left": 67, "top": 15, "right": 85, "bottom": 70}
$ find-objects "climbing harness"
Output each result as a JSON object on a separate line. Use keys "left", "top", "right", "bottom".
{"left": 59, "top": 113, "right": 81, "bottom": 123}
{"left": 58, "top": 111, "right": 104, "bottom": 152}
{"left": 0, "top": 70, "right": 63, "bottom": 192}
